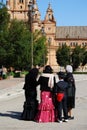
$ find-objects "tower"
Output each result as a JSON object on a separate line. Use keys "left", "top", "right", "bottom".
{"left": 6, "top": 0, "right": 29, "bottom": 21}
{"left": 43, "top": 3, "right": 56, "bottom": 43}
{"left": 42, "top": 3, "right": 57, "bottom": 67}
{"left": 28, "top": 0, "right": 41, "bottom": 32}
{"left": 6, "top": 0, "right": 41, "bottom": 31}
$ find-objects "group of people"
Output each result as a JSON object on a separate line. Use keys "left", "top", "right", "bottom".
{"left": 21, "top": 65, "right": 76, "bottom": 123}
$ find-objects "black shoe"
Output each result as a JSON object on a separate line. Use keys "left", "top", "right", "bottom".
{"left": 68, "top": 116, "right": 74, "bottom": 120}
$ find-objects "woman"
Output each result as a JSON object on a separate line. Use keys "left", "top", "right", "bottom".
{"left": 65, "top": 65, "right": 76, "bottom": 120}
{"left": 35, "top": 65, "right": 56, "bottom": 122}
{"left": 21, "top": 68, "right": 39, "bottom": 121}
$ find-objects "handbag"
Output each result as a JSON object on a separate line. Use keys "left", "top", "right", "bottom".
{"left": 56, "top": 93, "right": 64, "bottom": 102}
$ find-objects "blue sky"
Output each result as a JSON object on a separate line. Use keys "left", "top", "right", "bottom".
{"left": 2, "top": 0, "right": 87, "bottom": 26}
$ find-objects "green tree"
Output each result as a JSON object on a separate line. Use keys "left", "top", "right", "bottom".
{"left": 0, "top": 4, "right": 10, "bottom": 31}
{"left": 72, "top": 46, "right": 86, "bottom": 70}
{"left": 56, "top": 44, "right": 70, "bottom": 67}
{"left": 0, "top": 4, "right": 10, "bottom": 67}
{"left": 6, "top": 19, "right": 31, "bottom": 70}
{"left": 2, "top": 19, "right": 47, "bottom": 70}
{"left": 0, "top": 5, "right": 47, "bottom": 70}
{"left": 81, "top": 51, "right": 87, "bottom": 66}
{"left": 33, "top": 30, "right": 47, "bottom": 66}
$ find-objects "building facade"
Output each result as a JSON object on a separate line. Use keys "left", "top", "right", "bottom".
{"left": 6, "top": 0, "right": 87, "bottom": 71}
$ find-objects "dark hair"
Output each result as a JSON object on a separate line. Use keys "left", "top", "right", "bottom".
{"left": 57, "top": 71, "right": 65, "bottom": 79}
{"left": 29, "top": 68, "right": 39, "bottom": 79}
{"left": 43, "top": 65, "right": 53, "bottom": 73}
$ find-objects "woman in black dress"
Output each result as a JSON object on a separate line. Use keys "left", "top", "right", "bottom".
{"left": 21, "top": 68, "right": 39, "bottom": 121}
{"left": 65, "top": 65, "right": 76, "bottom": 120}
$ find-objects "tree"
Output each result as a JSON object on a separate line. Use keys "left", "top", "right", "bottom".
{"left": 56, "top": 44, "right": 70, "bottom": 67}
{"left": 72, "top": 45, "right": 86, "bottom": 70}
{"left": 82, "top": 51, "right": 87, "bottom": 66}
{"left": 33, "top": 31, "right": 47, "bottom": 66}
{"left": 0, "top": 5, "right": 47, "bottom": 70}
{"left": 6, "top": 19, "right": 31, "bottom": 70}
{"left": 0, "top": 4, "right": 10, "bottom": 31}
{"left": 0, "top": 4, "right": 10, "bottom": 67}
{"left": 0, "top": 18, "right": 47, "bottom": 70}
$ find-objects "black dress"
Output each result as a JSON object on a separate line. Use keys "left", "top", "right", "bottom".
{"left": 21, "top": 72, "right": 38, "bottom": 121}
{"left": 64, "top": 72, "right": 76, "bottom": 108}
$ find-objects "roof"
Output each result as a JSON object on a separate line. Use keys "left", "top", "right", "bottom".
{"left": 56, "top": 26, "right": 87, "bottom": 39}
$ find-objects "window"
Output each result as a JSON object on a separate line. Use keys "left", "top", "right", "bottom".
{"left": 62, "top": 42, "right": 66, "bottom": 45}
{"left": 58, "top": 42, "right": 61, "bottom": 46}
{"left": 20, "top": 6, "right": 22, "bottom": 9}
{"left": 48, "top": 27, "right": 51, "bottom": 30}
{"left": 73, "top": 42, "right": 75, "bottom": 46}
{"left": 70, "top": 42, "right": 78, "bottom": 47}
{"left": 76, "top": 42, "right": 78, "bottom": 46}
{"left": 35, "top": 14, "right": 37, "bottom": 19}
{"left": 48, "top": 14, "right": 51, "bottom": 20}
{"left": 82, "top": 42, "right": 87, "bottom": 46}
{"left": 85, "top": 42, "right": 87, "bottom": 46}
{"left": 70, "top": 42, "right": 73, "bottom": 46}
{"left": 82, "top": 42, "right": 84, "bottom": 46}
{"left": 19, "top": 0, "right": 23, "bottom": 3}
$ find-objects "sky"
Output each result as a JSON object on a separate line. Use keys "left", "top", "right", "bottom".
{"left": 2, "top": 0, "right": 87, "bottom": 26}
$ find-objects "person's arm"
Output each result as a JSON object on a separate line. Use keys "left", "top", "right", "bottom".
{"left": 36, "top": 76, "right": 41, "bottom": 86}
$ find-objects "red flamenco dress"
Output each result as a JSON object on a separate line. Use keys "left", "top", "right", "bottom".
{"left": 35, "top": 91, "right": 55, "bottom": 122}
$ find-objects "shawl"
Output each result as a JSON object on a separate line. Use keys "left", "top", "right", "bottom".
{"left": 41, "top": 73, "right": 54, "bottom": 89}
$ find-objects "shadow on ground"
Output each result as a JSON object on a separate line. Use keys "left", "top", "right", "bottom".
{"left": 0, "top": 111, "right": 22, "bottom": 120}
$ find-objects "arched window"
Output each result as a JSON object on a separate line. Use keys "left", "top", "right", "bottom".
{"left": 35, "top": 14, "right": 37, "bottom": 19}
{"left": 85, "top": 42, "right": 87, "bottom": 46}
{"left": 20, "top": 5, "right": 22, "bottom": 9}
{"left": 70, "top": 42, "right": 73, "bottom": 47}
{"left": 58, "top": 42, "right": 61, "bottom": 46}
{"left": 48, "top": 14, "right": 51, "bottom": 20}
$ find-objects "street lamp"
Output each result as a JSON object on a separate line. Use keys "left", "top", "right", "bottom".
{"left": 41, "top": 27, "right": 46, "bottom": 66}
{"left": 70, "top": 50, "right": 72, "bottom": 64}
{"left": 28, "top": 0, "right": 34, "bottom": 68}
{"left": 48, "top": 37, "right": 51, "bottom": 65}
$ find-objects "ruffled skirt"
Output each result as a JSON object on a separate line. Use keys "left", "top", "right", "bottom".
{"left": 35, "top": 91, "right": 55, "bottom": 122}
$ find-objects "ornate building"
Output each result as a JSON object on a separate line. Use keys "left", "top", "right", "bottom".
{"left": 6, "top": 0, "right": 87, "bottom": 71}
{"left": 6, "top": 0, "right": 29, "bottom": 21}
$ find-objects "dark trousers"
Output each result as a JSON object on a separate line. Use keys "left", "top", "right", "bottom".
{"left": 57, "top": 95, "right": 68, "bottom": 120}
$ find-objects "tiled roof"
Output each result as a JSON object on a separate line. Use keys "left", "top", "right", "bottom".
{"left": 56, "top": 26, "right": 87, "bottom": 39}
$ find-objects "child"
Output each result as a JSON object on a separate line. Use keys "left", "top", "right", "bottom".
{"left": 54, "top": 71, "right": 68, "bottom": 123}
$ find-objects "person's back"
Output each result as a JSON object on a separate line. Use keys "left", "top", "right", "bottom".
{"left": 35, "top": 65, "right": 56, "bottom": 122}
{"left": 21, "top": 68, "right": 39, "bottom": 121}
{"left": 65, "top": 65, "right": 76, "bottom": 120}
{"left": 38, "top": 73, "right": 55, "bottom": 92}
{"left": 56, "top": 80, "right": 68, "bottom": 93}
{"left": 54, "top": 72, "right": 68, "bottom": 123}
{"left": 65, "top": 73, "right": 75, "bottom": 97}
{"left": 23, "top": 72, "right": 38, "bottom": 92}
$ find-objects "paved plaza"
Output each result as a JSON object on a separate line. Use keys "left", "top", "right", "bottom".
{"left": 0, "top": 75, "right": 87, "bottom": 130}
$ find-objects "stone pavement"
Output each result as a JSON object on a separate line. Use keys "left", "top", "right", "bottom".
{"left": 0, "top": 78, "right": 25, "bottom": 100}
{"left": 0, "top": 75, "right": 87, "bottom": 130}
{"left": 0, "top": 74, "right": 87, "bottom": 100}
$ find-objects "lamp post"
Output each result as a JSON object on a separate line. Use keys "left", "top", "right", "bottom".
{"left": 41, "top": 27, "right": 46, "bottom": 66}
{"left": 48, "top": 37, "right": 51, "bottom": 65}
{"left": 70, "top": 50, "right": 72, "bottom": 65}
{"left": 28, "top": 0, "right": 34, "bottom": 68}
